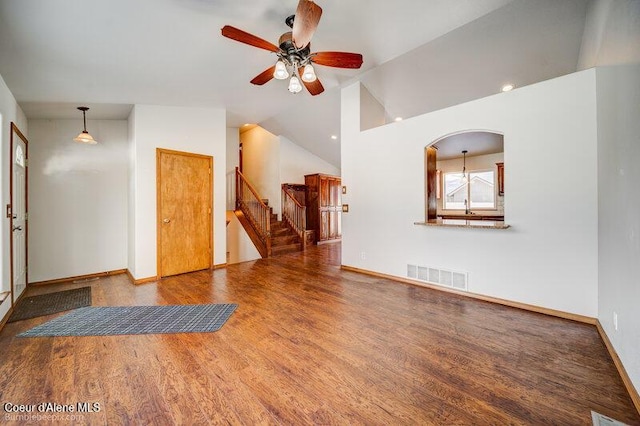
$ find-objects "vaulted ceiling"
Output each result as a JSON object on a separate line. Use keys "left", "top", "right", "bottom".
{"left": 0, "top": 0, "right": 604, "bottom": 167}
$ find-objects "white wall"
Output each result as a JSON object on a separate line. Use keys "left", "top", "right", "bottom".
{"left": 360, "top": 83, "right": 387, "bottom": 131}
{"left": 341, "top": 73, "right": 599, "bottom": 317}
{"left": 241, "top": 126, "right": 281, "bottom": 215}
{"left": 280, "top": 136, "right": 340, "bottom": 184}
{"left": 129, "top": 105, "right": 226, "bottom": 279}
{"left": 596, "top": 64, "right": 640, "bottom": 392}
{"left": 0, "top": 73, "right": 27, "bottom": 321}
{"left": 241, "top": 127, "right": 339, "bottom": 218}
{"left": 226, "top": 127, "right": 239, "bottom": 210}
{"left": 226, "top": 211, "right": 261, "bottom": 264}
{"left": 27, "top": 119, "right": 129, "bottom": 282}
{"left": 225, "top": 127, "right": 262, "bottom": 264}
{"left": 127, "top": 107, "right": 137, "bottom": 276}
{"left": 578, "top": 0, "right": 640, "bottom": 70}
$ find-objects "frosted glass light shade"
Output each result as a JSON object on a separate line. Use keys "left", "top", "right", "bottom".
{"left": 288, "top": 75, "right": 302, "bottom": 93}
{"left": 74, "top": 131, "right": 97, "bottom": 144}
{"left": 301, "top": 64, "right": 316, "bottom": 82}
{"left": 274, "top": 60, "right": 289, "bottom": 80}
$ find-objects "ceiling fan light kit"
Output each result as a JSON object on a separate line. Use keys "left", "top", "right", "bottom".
{"left": 221, "top": 0, "right": 363, "bottom": 96}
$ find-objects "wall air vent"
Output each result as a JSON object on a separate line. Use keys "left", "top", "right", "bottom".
{"left": 407, "top": 264, "right": 468, "bottom": 291}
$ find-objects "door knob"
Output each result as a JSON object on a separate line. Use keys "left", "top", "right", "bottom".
{"left": 163, "top": 218, "right": 171, "bottom": 223}
{"left": 12, "top": 225, "right": 22, "bottom": 231}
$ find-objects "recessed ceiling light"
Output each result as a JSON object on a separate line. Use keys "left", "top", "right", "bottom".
{"left": 394, "top": 117, "right": 403, "bottom": 122}
{"left": 502, "top": 84, "right": 514, "bottom": 92}
{"left": 330, "top": 135, "right": 338, "bottom": 140}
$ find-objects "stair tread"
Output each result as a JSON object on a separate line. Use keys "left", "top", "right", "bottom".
{"left": 271, "top": 235, "right": 301, "bottom": 245}
{"left": 272, "top": 228, "right": 298, "bottom": 235}
{"left": 266, "top": 218, "right": 305, "bottom": 256}
{"left": 271, "top": 242, "right": 303, "bottom": 255}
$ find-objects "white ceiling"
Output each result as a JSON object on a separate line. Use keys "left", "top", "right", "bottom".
{"left": 0, "top": 0, "right": 594, "bottom": 167}
{"left": 433, "top": 132, "right": 504, "bottom": 160}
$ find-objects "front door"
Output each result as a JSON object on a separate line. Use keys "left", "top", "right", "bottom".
{"left": 157, "top": 148, "right": 213, "bottom": 277}
{"left": 10, "top": 123, "right": 28, "bottom": 302}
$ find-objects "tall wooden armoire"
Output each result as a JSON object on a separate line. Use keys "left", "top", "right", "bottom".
{"left": 304, "top": 174, "right": 342, "bottom": 244}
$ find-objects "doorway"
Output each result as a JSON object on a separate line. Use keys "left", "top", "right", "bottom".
{"left": 425, "top": 130, "right": 505, "bottom": 221}
{"left": 10, "top": 123, "right": 28, "bottom": 303}
{"left": 156, "top": 148, "right": 213, "bottom": 277}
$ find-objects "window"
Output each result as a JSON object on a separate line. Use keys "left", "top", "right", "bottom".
{"left": 443, "top": 169, "right": 495, "bottom": 210}
{"left": 15, "top": 145, "right": 24, "bottom": 167}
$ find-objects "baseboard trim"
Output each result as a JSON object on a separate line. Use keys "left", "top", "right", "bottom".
{"left": 29, "top": 269, "right": 127, "bottom": 287}
{"left": 596, "top": 320, "right": 640, "bottom": 415}
{"left": 126, "top": 270, "right": 158, "bottom": 285}
{"left": 340, "top": 265, "right": 597, "bottom": 325}
{"left": 213, "top": 263, "right": 227, "bottom": 270}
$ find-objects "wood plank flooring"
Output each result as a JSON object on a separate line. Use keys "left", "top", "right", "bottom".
{"left": 0, "top": 243, "right": 638, "bottom": 425}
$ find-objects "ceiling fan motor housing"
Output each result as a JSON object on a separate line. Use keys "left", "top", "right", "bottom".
{"left": 278, "top": 31, "right": 311, "bottom": 66}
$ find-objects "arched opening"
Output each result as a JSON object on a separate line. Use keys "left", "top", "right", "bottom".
{"left": 425, "top": 130, "right": 504, "bottom": 221}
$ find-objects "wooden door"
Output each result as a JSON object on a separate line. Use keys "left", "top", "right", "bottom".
{"left": 330, "top": 178, "right": 342, "bottom": 239}
{"left": 319, "top": 176, "right": 341, "bottom": 242}
{"left": 10, "top": 123, "right": 28, "bottom": 302}
{"left": 319, "top": 177, "right": 331, "bottom": 241}
{"left": 157, "top": 149, "right": 212, "bottom": 277}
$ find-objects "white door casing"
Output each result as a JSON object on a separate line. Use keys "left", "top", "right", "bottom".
{"left": 10, "top": 123, "right": 28, "bottom": 303}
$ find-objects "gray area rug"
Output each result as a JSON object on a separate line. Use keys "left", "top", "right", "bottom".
{"left": 8, "top": 287, "right": 92, "bottom": 323}
{"left": 18, "top": 304, "right": 237, "bottom": 337}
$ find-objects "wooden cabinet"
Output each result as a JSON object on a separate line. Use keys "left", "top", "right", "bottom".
{"left": 496, "top": 162, "right": 504, "bottom": 195}
{"left": 305, "top": 174, "right": 342, "bottom": 244}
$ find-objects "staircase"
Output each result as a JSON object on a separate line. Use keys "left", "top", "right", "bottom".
{"left": 269, "top": 211, "right": 303, "bottom": 256}
{"left": 234, "top": 167, "right": 305, "bottom": 258}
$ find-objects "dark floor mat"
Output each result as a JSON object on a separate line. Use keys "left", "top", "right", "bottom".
{"left": 8, "top": 287, "right": 92, "bottom": 323}
{"left": 18, "top": 304, "right": 237, "bottom": 337}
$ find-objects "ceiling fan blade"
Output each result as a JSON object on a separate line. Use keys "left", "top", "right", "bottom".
{"left": 221, "top": 25, "right": 279, "bottom": 52}
{"left": 250, "top": 66, "right": 276, "bottom": 85}
{"left": 297, "top": 67, "right": 324, "bottom": 95}
{"left": 292, "top": 0, "right": 323, "bottom": 49}
{"left": 302, "top": 78, "right": 324, "bottom": 96}
{"left": 312, "top": 51, "right": 363, "bottom": 69}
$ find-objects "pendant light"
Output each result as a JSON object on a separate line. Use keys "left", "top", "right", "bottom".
{"left": 461, "top": 150, "right": 468, "bottom": 182}
{"left": 301, "top": 64, "right": 317, "bottom": 82}
{"left": 288, "top": 68, "right": 303, "bottom": 94}
{"left": 73, "top": 106, "right": 97, "bottom": 144}
{"left": 273, "top": 60, "right": 289, "bottom": 80}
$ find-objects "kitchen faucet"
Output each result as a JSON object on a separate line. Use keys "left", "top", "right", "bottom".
{"left": 464, "top": 199, "right": 473, "bottom": 215}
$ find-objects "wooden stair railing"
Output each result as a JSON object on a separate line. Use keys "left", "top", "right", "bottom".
{"left": 235, "top": 167, "right": 271, "bottom": 257}
{"left": 281, "top": 185, "right": 306, "bottom": 246}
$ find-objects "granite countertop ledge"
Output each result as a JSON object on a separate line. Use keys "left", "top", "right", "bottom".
{"left": 414, "top": 219, "right": 511, "bottom": 229}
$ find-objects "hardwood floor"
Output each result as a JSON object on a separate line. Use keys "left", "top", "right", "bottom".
{"left": 1, "top": 243, "right": 638, "bottom": 425}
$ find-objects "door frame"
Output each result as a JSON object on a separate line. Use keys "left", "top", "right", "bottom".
{"left": 156, "top": 148, "right": 213, "bottom": 278}
{"left": 9, "top": 122, "right": 29, "bottom": 305}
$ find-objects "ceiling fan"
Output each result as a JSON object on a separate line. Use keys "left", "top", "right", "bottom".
{"left": 221, "top": 0, "right": 363, "bottom": 96}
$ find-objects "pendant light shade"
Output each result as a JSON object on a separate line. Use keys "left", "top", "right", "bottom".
{"left": 274, "top": 60, "right": 289, "bottom": 80}
{"left": 73, "top": 106, "right": 97, "bottom": 144}
{"left": 301, "top": 64, "right": 317, "bottom": 82}
{"left": 288, "top": 75, "right": 302, "bottom": 93}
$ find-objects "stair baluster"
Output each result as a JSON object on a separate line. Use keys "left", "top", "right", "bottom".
{"left": 235, "top": 167, "right": 271, "bottom": 256}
